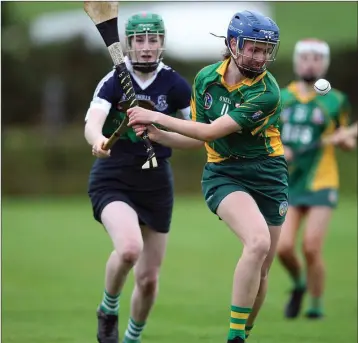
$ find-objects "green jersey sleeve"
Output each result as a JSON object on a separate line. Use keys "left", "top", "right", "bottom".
{"left": 228, "top": 89, "right": 281, "bottom": 136}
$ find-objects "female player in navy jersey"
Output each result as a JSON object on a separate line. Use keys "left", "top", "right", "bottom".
{"left": 84, "top": 13, "right": 191, "bottom": 343}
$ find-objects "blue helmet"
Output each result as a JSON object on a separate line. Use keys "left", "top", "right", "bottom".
{"left": 226, "top": 11, "right": 280, "bottom": 77}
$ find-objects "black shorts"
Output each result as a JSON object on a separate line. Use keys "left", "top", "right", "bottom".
{"left": 88, "top": 156, "right": 174, "bottom": 233}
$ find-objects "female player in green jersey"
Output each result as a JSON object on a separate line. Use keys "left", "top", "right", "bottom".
{"left": 277, "top": 39, "right": 355, "bottom": 319}
{"left": 127, "top": 11, "right": 287, "bottom": 343}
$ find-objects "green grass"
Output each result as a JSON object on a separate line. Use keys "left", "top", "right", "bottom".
{"left": 7, "top": 1, "right": 357, "bottom": 58}
{"left": 2, "top": 196, "right": 357, "bottom": 343}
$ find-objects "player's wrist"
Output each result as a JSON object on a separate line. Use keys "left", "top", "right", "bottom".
{"left": 152, "top": 111, "right": 164, "bottom": 125}
{"left": 154, "top": 128, "right": 167, "bottom": 144}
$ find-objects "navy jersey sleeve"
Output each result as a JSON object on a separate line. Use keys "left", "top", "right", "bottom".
{"left": 171, "top": 75, "right": 191, "bottom": 109}
{"left": 86, "top": 70, "right": 122, "bottom": 120}
{"left": 167, "top": 73, "right": 191, "bottom": 119}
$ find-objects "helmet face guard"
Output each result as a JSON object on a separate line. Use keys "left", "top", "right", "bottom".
{"left": 226, "top": 11, "right": 280, "bottom": 78}
{"left": 125, "top": 13, "right": 165, "bottom": 73}
{"left": 228, "top": 37, "right": 280, "bottom": 76}
{"left": 126, "top": 31, "right": 165, "bottom": 73}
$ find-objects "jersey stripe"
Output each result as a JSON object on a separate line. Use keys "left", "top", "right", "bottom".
{"left": 93, "top": 70, "right": 115, "bottom": 99}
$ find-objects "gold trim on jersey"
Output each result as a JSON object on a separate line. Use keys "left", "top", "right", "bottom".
{"left": 310, "top": 122, "right": 339, "bottom": 190}
{"left": 205, "top": 143, "right": 227, "bottom": 163}
{"left": 216, "top": 58, "right": 267, "bottom": 92}
{"left": 190, "top": 96, "right": 197, "bottom": 121}
{"left": 339, "top": 110, "right": 349, "bottom": 127}
{"left": 265, "top": 127, "right": 285, "bottom": 156}
{"left": 287, "top": 81, "right": 317, "bottom": 103}
{"left": 246, "top": 78, "right": 266, "bottom": 103}
{"left": 190, "top": 75, "right": 199, "bottom": 121}
{"left": 250, "top": 100, "right": 280, "bottom": 136}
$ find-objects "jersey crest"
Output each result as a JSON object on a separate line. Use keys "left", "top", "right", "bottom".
{"left": 204, "top": 92, "right": 213, "bottom": 109}
{"left": 155, "top": 95, "right": 168, "bottom": 111}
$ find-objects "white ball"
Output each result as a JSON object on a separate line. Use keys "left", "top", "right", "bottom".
{"left": 314, "top": 78, "right": 331, "bottom": 95}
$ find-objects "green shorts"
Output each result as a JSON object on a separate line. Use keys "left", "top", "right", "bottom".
{"left": 289, "top": 188, "right": 338, "bottom": 208}
{"left": 201, "top": 155, "right": 289, "bottom": 226}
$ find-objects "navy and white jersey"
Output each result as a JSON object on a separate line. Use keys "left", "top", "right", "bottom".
{"left": 86, "top": 57, "right": 191, "bottom": 159}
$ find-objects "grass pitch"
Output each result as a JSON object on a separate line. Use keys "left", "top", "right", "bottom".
{"left": 2, "top": 196, "right": 357, "bottom": 343}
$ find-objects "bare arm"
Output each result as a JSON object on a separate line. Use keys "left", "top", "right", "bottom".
{"left": 155, "top": 113, "right": 241, "bottom": 141}
{"left": 335, "top": 121, "right": 357, "bottom": 150}
{"left": 128, "top": 108, "right": 242, "bottom": 142}
{"left": 346, "top": 121, "right": 357, "bottom": 139}
{"left": 345, "top": 122, "right": 358, "bottom": 149}
{"left": 154, "top": 128, "right": 204, "bottom": 149}
{"left": 84, "top": 108, "right": 108, "bottom": 145}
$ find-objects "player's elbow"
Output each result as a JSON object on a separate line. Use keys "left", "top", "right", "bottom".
{"left": 202, "top": 126, "right": 220, "bottom": 142}
{"left": 84, "top": 109, "right": 107, "bottom": 145}
{"left": 204, "top": 131, "right": 225, "bottom": 142}
{"left": 202, "top": 116, "right": 240, "bottom": 142}
{"left": 84, "top": 120, "right": 100, "bottom": 146}
{"left": 84, "top": 123, "right": 93, "bottom": 145}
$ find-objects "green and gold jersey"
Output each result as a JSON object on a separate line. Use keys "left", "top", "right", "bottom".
{"left": 190, "top": 58, "right": 284, "bottom": 161}
{"left": 280, "top": 81, "right": 350, "bottom": 192}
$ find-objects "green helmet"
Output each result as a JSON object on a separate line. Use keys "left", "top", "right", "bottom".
{"left": 125, "top": 12, "right": 166, "bottom": 73}
{"left": 125, "top": 12, "right": 165, "bottom": 37}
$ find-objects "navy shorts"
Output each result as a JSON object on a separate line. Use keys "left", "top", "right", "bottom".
{"left": 88, "top": 155, "right": 174, "bottom": 233}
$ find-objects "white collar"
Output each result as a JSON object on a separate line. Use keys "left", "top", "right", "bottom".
{"left": 124, "top": 56, "right": 164, "bottom": 90}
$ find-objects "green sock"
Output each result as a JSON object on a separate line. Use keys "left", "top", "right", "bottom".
{"left": 123, "top": 317, "right": 146, "bottom": 343}
{"left": 228, "top": 305, "right": 252, "bottom": 341}
{"left": 245, "top": 325, "right": 254, "bottom": 339}
{"left": 292, "top": 273, "right": 305, "bottom": 290}
{"left": 308, "top": 296, "right": 323, "bottom": 314}
{"left": 99, "top": 290, "right": 120, "bottom": 315}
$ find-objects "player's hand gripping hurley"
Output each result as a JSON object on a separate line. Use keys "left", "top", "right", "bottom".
{"left": 84, "top": 1, "right": 158, "bottom": 169}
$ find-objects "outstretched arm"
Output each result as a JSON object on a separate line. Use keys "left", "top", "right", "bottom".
{"left": 331, "top": 121, "right": 357, "bottom": 150}
{"left": 146, "top": 125, "right": 204, "bottom": 149}
{"left": 127, "top": 107, "right": 241, "bottom": 142}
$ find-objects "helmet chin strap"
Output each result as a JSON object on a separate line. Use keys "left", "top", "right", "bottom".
{"left": 132, "top": 61, "right": 159, "bottom": 74}
{"left": 237, "top": 64, "right": 262, "bottom": 78}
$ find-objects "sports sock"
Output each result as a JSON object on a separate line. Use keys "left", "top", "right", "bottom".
{"left": 292, "top": 273, "right": 305, "bottom": 290}
{"left": 99, "top": 290, "right": 120, "bottom": 315}
{"left": 307, "top": 296, "right": 323, "bottom": 314}
{"left": 123, "top": 317, "right": 146, "bottom": 343}
{"left": 228, "top": 305, "right": 252, "bottom": 341}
